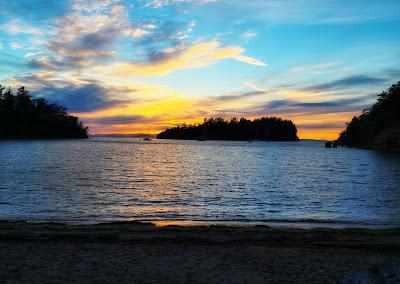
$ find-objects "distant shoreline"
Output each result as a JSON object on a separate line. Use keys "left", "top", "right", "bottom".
{"left": 0, "top": 135, "right": 326, "bottom": 142}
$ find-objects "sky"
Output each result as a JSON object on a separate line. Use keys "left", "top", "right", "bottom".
{"left": 1, "top": 0, "right": 400, "bottom": 139}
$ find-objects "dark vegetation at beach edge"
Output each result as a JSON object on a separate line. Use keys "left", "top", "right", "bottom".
{"left": 338, "top": 81, "right": 400, "bottom": 150}
{"left": 0, "top": 86, "right": 88, "bottom": 139}
{"left": 157, "top": 117, "right": 300, "bottom": 141}
{"left": 1, "top": 220, "right": 400, "bottom": 246}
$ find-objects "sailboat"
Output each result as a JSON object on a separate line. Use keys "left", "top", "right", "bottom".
{"left": 143, "top": 127, "right": 151, "bottom": 141}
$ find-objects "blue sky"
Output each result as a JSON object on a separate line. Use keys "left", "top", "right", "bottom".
{"left": 1, "top": 0, "right": 399, "bottom": 138}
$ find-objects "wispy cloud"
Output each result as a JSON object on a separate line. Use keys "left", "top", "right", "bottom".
{"left": 24, "top": 52, "right": 43, "bottom": 58}
{"left": 240, "top": 30, "right": 257, "bottom": 41}
{"left": 303, "top": 75, "right": 387, "bottom": 92}
{"left": 296, "top": 122, "right": 345, "bottom": 129}
{"left": 243, "top": 81, "right": 267, "bottom": 92}
{"left": 385, "top": 68, "right": 400, "bottom": 78}
{"left": 0, "top": 19, "right": 44, "bottom": 35}
{"left": 200, "top": 90, "right": 265, "bottom": 105}
{"left": 11, "top": 42, "right": 22, "bottom": 49}
{"left": 291, "top": 62, "right": 337, "bottom": 73}
{"left": 84, "top": 115, "right": 147, "bottom": 125}
{"left": 96, "top": 41, "right": 266, "bottom": 76}
{"left": 146, "top": 0, "right": 217, "bottom": 8}
{"left": 233, "top": 55, "right": 267, "bottom": 66}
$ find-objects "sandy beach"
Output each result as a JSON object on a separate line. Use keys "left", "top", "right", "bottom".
{"left": 0, "top": 221, "right": 399, "bottom": 283}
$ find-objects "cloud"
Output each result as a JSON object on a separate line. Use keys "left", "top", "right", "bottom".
{"left": 0, "top": 52, "right": 31, "bottom": 71}
{"left": 11, "top": 42, "right": 22, "bottom": 49}
{"left": 303, "top": 75, "right": 387, "bottom": 92}
{"left": 240, "top": 30, "right": 258, "bottom": 41}
{"left": 146, "top": 0, "right": 217, "bottom": 8}
{"left": 385, "top": 68, "right": 400, "bottom": 78}
{"left": 297, "top": 122, "right": 345, "bottom": 129}
{"left": 205, "top": 91, "right": 265, "bottom": 103}
{"left": 0, "top": 20, "right": 44, "bottom": 35}
{"left": 25, "top": 52, "right": 43, "bottom": 58}
{"left": 35, "top": 83, "right": 135, "bottom": 113}
{"left": 16, "top": 0, "right": 208, "bottom": 73}
{"left": 136, "top": 20, "right": 193, "bottom": 52}
{"left": 255, "top": 95, "right": 376, "bottom": 116}
{"left": 11, "top": 72, "right": 137, "bottom": 113}
{"left": 291, "top": 62, "right": 337, "bottom": 73}
{"left": 84, "top": 115, "right": 147, "bottom": 125}
{"left": 233, "top": 55, "right": 267, "bottom": 66}
{"left": 243, "top": 81, "right": 267, "bottom": 92}
{"left": 38, "top": 0, "right": 155, "bottom": 69}
{"left": 4, "top": 0, "right": 265, "bottom": 77}
{"left": 96, "top": 41, "right": 266, "bottom": 76}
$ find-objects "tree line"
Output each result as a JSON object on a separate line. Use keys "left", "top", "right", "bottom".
{"left": 157, "top": 117, "right": 299, "bottom": 141}
{"left": 0, "top": 86, "right": 88, "bottom": 139}
{"left": 338, "top": 81, "right": 400, "bottom": 149}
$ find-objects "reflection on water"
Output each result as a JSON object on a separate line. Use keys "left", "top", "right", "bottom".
{"left": 0, "top": 137, "right": 399, "bottom": 228}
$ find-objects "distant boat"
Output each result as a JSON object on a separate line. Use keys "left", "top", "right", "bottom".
{"left": 143, "top": 128, "right": 152, "bottom": 141}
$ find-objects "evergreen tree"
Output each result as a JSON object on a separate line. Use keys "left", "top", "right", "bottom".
{"left": 0, "top": 85, "right": 88, "bottom": 139}
{"left": 338, "top": 81, "right": 400, "bottom": 149}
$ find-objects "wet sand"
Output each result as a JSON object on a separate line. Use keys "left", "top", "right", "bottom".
{"left": 0, "top": 221, "right": 399, "bottom": 283}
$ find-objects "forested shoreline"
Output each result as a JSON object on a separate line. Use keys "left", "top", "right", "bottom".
{"left": 338, "top": 81, "right": 400, "bottom": 150}
{"left": 157, "top": 117, "right": 299, "bottom": 141}
{"left": 0, "top": 86, "right": 88, "bottom": 139}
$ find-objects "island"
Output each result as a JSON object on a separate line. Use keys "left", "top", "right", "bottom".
{"left": 0, "top": 86, "right": 88, "bottom": 139}
{"left": 338, "top": 81, "right": 400, "bottom": 150}
{"left": 157, "top": 117, "right": 300, "bottom": 141}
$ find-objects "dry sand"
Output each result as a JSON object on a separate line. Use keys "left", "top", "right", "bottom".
{"left": 0, "top": 221, "right": 399, "bottom": 283}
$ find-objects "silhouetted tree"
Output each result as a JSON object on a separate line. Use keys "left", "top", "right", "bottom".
{"left": 338, "top": 81, "right": 400, "bottom": 149}
{"left": 0, "top": 85, "right": 88, "bottom": 139}
{"left": 157, "top": 116, "right": 299, "bottom": 141}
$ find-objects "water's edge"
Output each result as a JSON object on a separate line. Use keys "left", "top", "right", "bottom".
{"left": 1, "top": 217, "right": 398, "bottom": 229}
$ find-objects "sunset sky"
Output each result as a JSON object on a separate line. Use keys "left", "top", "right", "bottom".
{"left": 1, "top": 0, "right": 400, "bottom": 139}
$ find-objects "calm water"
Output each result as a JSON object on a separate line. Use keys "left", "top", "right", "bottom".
{"left": 0, "top": 137, "right": 400, "bottom": 228}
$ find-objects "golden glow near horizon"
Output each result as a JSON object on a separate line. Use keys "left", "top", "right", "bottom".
{"left": 1, "top": 0, "right": 399, "bottom": 139}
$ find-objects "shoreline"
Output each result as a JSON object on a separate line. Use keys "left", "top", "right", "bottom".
{"left": 1, "top": 219, "right": 399, "bottom": 244}
{"left": 0, "top": 217, "right": 398, "bottom": 230}
{"left": 1, "top": 220, "right": 399, "bottom": 283}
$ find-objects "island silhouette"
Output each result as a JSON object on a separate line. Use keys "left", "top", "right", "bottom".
{"left": 0, "top": 86, "right": 88, "bottom": 139}
{"left": 157, "top": 117, "right": 300, "bottom": 141}
{"left": 338, "top": 81, "right": 400, "bottom": 150}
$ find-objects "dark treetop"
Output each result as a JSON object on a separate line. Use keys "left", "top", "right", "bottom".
{"left": 0, "top": 86, "right": 88, "bottom": 139}
{"left": 338, "top": 81, "right": 400, "bottom": 150}
{"left": 157, "top": 117, "right": 300, "bottom": 141}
